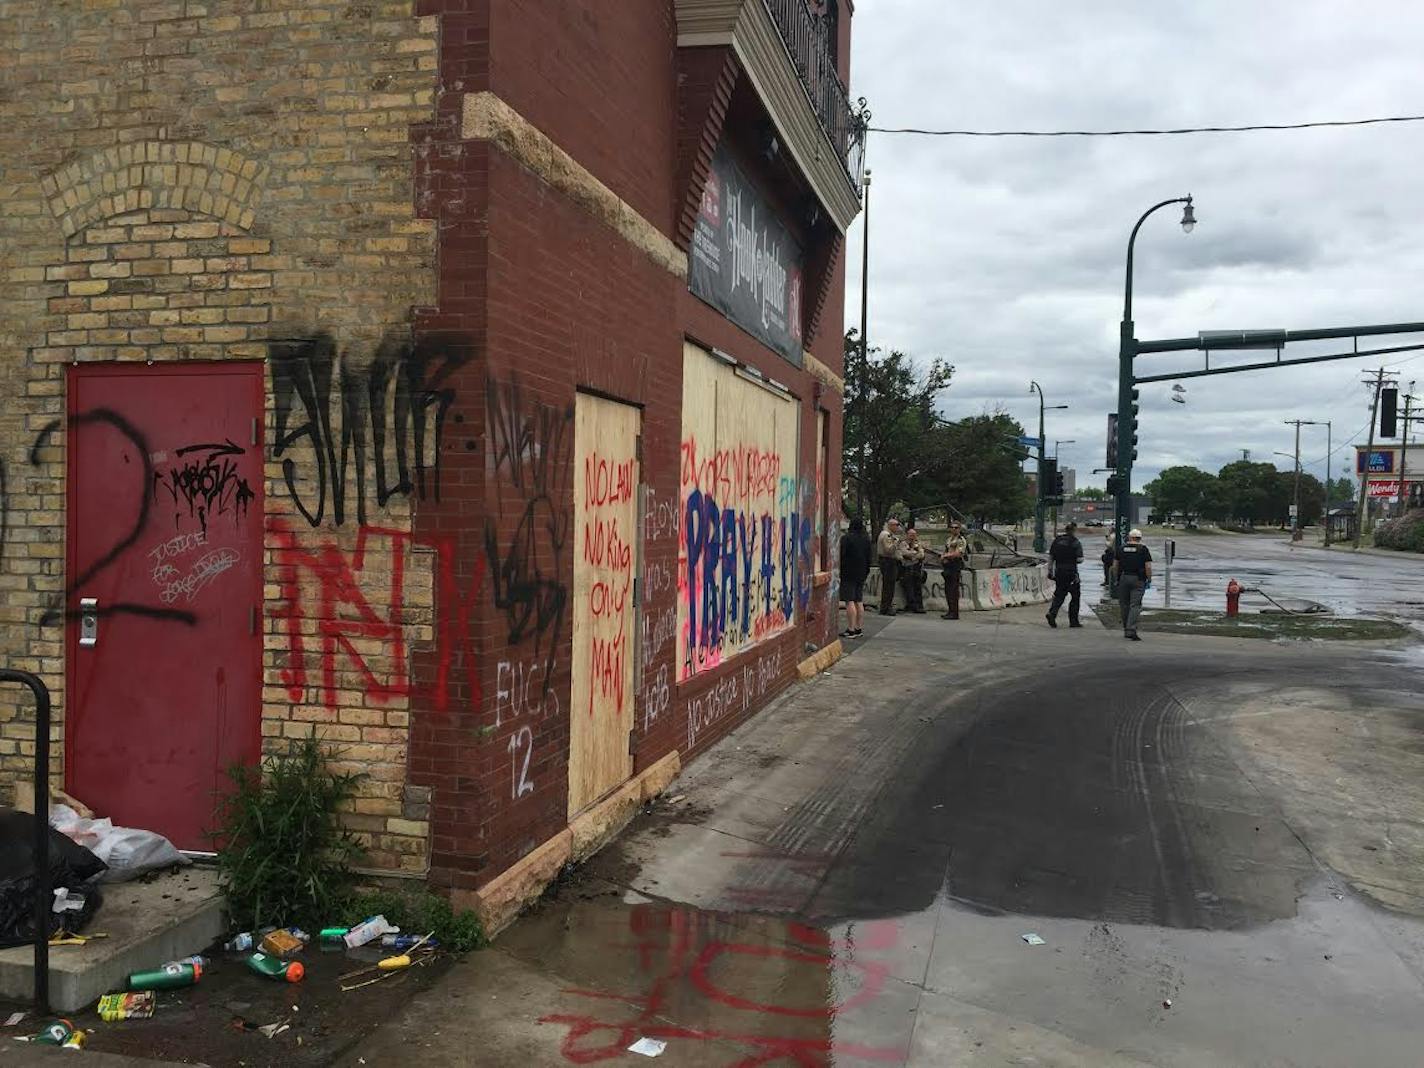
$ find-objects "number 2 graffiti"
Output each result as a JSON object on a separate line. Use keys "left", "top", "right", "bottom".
{"left": 508, "top": 726, "right": 534, "bottom": 799}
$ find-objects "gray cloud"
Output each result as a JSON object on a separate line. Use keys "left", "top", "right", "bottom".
{"left": 846, "top": 1, "right": 1424, "bottom": 490}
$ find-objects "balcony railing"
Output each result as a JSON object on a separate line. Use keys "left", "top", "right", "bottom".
{"left": 762, "top": 0, "right": 865, "bottom": 191}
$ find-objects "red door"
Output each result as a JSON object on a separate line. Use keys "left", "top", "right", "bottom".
{"left": 65, "top": 363, "right": 264, "bottom": 851}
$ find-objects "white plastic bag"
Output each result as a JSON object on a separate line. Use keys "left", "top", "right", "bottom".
{"left": 49, "top": 806, "right": 189, "bottom": 882}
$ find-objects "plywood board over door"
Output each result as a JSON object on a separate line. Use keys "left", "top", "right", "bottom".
{"left": 569, "top": 392, "right": 641, "bottom": 817}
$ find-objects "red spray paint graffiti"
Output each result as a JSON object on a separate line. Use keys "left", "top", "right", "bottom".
{"left": 580, "top": 450, "right": 635, "bottom": 718}
{"left": 539, "top": 905, "right": 906, "bottom": 1065}
{"left": 269, "top": 517, "right": 485, "bottom": 714}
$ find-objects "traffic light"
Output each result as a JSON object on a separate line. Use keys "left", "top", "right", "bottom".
{"left": 1039, "top": 458, "right": 1057, "bottom": 500}
{"left": 1106, "top": 413, "right": 1118, "bottom": 468}
{"left": 1052, "top": 468, "right": 1065, "bottom": 498}
{"left": 1381, "top": 388, "right": 1398, "bottom": 437}
{"left": 1128, "top": 388, "right": 1140, "bottom": 462}
{"left": 1106, "top": 474, "right": 1122, "bottom": 495}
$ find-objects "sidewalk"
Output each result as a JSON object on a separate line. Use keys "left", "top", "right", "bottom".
{"left": 338, "top": 607, "right": 1424, "bottom": 1067}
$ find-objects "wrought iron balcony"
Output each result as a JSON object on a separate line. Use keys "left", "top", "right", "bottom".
{"left": 761, "top": 0, "right": 865, "bottom": 189}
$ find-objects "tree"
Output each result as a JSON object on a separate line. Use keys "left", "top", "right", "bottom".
{"left": 1327, "top": 476, "right": 1355, "bottom": 508}
{"left": 842, "top": 329, "right": 953, "bottom": 533}
{"left": 1076, "top": 487, "right": 1109, "bottom": 501}
{"left": 1143, "top": 465, "right": 1218, "bottom": 520}
{"left": 923, "top": 412, "right": 1034, "bottom": 525}
{"left": 1216, "top": 460, "right": 1293, "bottom": 526}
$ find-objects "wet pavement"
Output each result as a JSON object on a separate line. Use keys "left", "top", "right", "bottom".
{"left": 347, "top": 607, "right": 1424, "bottom": 1066}
{"left": 1123, "top": 530, "right": 1424, "bottom": 621}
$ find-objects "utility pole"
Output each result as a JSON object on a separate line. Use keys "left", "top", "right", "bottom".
{"left": 1286, "top": 419, "right": 1303, "bottom": 531}
{"left": 854, "top": 169, "right": 871, "bottom": 521}
{"left": 1354, "top": 367, "right": 1389, "bottom": 548}
{"left": 1398, "top": 383, "right": 1413, "bottom": 518}
{"left": 1323, "top": 421, "right": 1333, "bottom": 546}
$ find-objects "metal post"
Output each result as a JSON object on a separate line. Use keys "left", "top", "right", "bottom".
{"left": 1164, "top": 538, "right": 1172, "bottom": 607}
{"left": 0, "top": 669, "right": 51, "bottom": 1014}
{"left": 855, "top": 169, "right": 871, "bottom": 520}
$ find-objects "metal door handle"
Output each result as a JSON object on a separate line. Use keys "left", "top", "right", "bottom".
{"left": 79, "top": 598, "right": 98, "bottom": 647}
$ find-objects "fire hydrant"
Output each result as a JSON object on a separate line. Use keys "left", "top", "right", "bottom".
{"left": 1226, "top": 578, "right": 1242, "bottom": 618}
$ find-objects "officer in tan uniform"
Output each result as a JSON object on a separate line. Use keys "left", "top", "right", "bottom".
{"left": 875, "top": 518, "right": 903, "bottom": 616}
{"left": 940, "top": 521, "right": 968, "bottom": 620}
{"left": 898, "top": 528, "right": 927, "bottom": 613}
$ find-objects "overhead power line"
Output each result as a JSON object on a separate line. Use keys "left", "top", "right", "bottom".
{"left": 869, "top": 114, "right": 1424, "bottom": 138}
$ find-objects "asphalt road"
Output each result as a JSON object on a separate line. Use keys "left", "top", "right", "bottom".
{"left": 1128, "top": 530, "right": 1424, "bottom": 621}
{"left": 349, "top": 606, "right": 1424, "bottom": 1067}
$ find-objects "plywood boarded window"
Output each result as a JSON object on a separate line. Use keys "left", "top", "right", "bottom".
{"left": 678, "top": 342, "right": 805, "bottom": 682}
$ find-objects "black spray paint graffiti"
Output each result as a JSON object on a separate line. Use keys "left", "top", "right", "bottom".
{"left": 153, "top": 439, "right": 254, "bottom": 534}
{"left": 269, "top": 331, "right": 473, "bottom": 527}
{"left": 32, "top": 411, "right": 196, "bottom": 627}
{"left": 484, "top": 376, "right": 573, "bottom": 696}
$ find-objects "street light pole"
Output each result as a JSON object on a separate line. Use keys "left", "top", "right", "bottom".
{"left": 855, "top": 168, "right": 871, "bottom": 520}
{"left": 1116, "top": 195, "right": 1195, "bottom": 550}
{"left": 1036, "top": 381, "right": 1048, "bottom": 552}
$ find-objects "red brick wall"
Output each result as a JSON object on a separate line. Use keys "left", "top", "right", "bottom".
{"left": 488, "top": 0, "right": 679, "bottom": 236}
{"left": 408, "top": 0, "right": 849, "bottom": 893}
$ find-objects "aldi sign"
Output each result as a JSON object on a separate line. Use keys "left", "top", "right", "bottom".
{"left": 1356, "top": 449, "right": 1396, "bottom": 474}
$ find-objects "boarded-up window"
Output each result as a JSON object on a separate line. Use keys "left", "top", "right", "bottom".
{"left": 678, "top": 343, "right": 804, "bottom": 682}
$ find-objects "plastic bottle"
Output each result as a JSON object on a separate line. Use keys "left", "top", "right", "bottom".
{"left": 128, "top": 961, "right": 201, "bottom": 991}
{"left": 225, "top": 932, "right": 254, "bottom": 952}
{"left": 343, "top": 915, "right": 398, "bottom": 949}
{"left": 246, "top": 951, "right": 305, "bottom": 983}
{"left": 28, "top": 1019, "right": 75, "bottom": 1046}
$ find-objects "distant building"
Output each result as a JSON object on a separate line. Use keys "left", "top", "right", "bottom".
{"left": 1061, "top": 466, "right": 1077, "bottom": 497}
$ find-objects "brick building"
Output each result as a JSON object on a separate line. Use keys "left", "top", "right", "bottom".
{"left": 0, "top": 0, "right": 861, "bottom": 928}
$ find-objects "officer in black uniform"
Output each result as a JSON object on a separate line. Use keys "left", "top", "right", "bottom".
{"left": 1045, "top": 522, "right": 1084, "bottom": 628}
{"left": 1114, "top": 528, "right": 1153, "bottom": 640}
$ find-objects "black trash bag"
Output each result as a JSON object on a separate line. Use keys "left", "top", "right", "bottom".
{"left": 0, "top": 809, "right": 107, "bottom": 948}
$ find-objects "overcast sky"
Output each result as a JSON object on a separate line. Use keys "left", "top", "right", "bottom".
{"left": 843, "top": 1, "right": 1424, "bottom": 491}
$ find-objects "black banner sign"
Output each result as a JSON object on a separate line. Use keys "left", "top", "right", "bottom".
{"left": 689, "top": 143, "right": 804, "bottom": 366}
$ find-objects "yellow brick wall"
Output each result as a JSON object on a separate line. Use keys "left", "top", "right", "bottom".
{"left": 0, "top": 0, "right": 440, "bottom": 873}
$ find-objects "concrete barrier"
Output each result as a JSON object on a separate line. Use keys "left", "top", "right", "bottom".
{"left": 863, "top": 562, "right": 1051, "bottom": 612}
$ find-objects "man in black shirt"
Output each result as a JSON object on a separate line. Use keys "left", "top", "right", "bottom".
{"left": 1114, "top": 528, "right": 1153, "bottom": 640}
{"left": 1045, "top": 522, "right": 1084, "bottom": 628}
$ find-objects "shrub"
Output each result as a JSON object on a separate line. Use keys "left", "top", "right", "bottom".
{"left": 1373, "top": 510, "right": 1424, "bottom": 552}
{"left": 213, "top": 735, "right": 365, "bottom": 932}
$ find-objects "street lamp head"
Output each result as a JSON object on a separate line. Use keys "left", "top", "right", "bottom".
{"left": 1180, "top": 198, "right": 1196, "bottom": 234}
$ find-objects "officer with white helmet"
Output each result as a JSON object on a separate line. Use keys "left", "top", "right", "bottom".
{"left": 1113, "top": 529, "right": 1153, "bottom": 641}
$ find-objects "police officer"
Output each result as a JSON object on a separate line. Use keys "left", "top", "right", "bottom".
{"left": 1100, "top": 534, "right": 1115, "bottom": 588}
{"left": 875, "top": 518, "right": 903, "bottom": 616}
{"left": 1045, "top": 521, "right": 1084, "bottom": 628}
{"left": 939, "top": 521, "right": 968, "bottom": 620}
{"left": 898, "top": 528, "right": 927, "bottom": 613}
{"left": 1114, "top": 528, "right": 1153, "bottom": 641}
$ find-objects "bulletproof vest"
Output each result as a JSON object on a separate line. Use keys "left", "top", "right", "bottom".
{"left": 1050, "top": 536, "right": 1078, "bottom": 566}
